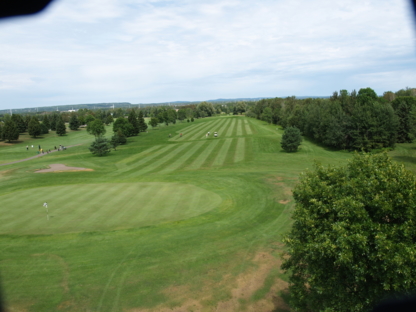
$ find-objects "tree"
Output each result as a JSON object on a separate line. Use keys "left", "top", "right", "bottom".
{"left": 110, "top": 129, "right": 126, "bottom": 150}
{"left": 105, "top": 114, "right": 114, "bottom": 125}
{"left": 69, "top": 114, "right": 80, "bottom": 130}
{"left": 149, "top": 117, "right": 159, "bottom": 128}
{"left": 11, "top": 114, "right": 26, "bottom": 133}
{"left": 28, "top": 116, "right": 41, "bottom": 138}
{"left": 391, "top": 96, "right": 416, "bottom": 143}
{"left": 84, "top": 114, "right": 95, "bottom": 124}
{"left": 40, "top": 123, "right": 49, "bottom": 135}
{"left": 87, "top": 119, "right": 106, "bottom": 137}
{"left": 89, "top": 137, "right": 111, "bottom": 156}
{"left": 282, "top": 153, "right": 416, "bottom": 312}
{"left": 50, "top": 113, "right": 58, "bottom": 131}
{"left": 3, "top": 120, "right": 19, "bottom": 142}
{"left": 138, "top": 111, "right": 148, "bottom": 132}
{"left": 56, "top": 117, "right": 67, "bottom": 136}
{"left": 113, "top": 117, "right": 134, "bottom": 137}
{"left": 281, "top": 126, "right": 302, "bottom": 152}
{"left": 42, "top": 114, "right": 51, "bottom": 130}
{"left": 127, "top": 110, "right": 140, "bottom": 136}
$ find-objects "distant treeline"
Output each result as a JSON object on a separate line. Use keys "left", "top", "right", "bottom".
{"left": 246, "top": 87, "right": 416, "bottom": 151}
{"left": 0, "top": 101, "right": 249, "bottom": 143}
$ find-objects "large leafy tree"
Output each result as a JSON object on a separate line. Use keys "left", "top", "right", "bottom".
{"left": 3, "top": 120, "right": 19, "bottom": 142}
{"left": 28, "top": 116, "right": 41, "bottom": 138}
{"left": 282, "top": 153, "right": 416, "bottom": 312}
{"left": 87, "top": 119, "right": 106, "bottom": 137}
{"left": 281, "top": 126, "right": 302, "bottom": 152}
{"left": 113, "top": 117, "right": 134, "bottom": 137}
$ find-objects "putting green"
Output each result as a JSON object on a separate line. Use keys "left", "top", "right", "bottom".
{"left": 0, "top": 182, "right": 222, "bottom": 235}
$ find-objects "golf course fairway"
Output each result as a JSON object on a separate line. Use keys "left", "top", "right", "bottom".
{"left": 1, "top": 115, "right": 416, "bottom": 311}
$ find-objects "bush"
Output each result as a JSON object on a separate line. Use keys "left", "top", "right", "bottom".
{"left": 282, "top": 153, "right": 416, "bottom": 312}
{"left": 89, "top": 137, "right": 111, "bottom": 156}
{"left": 281, "top": 126, "right": 302, "bottom": 152}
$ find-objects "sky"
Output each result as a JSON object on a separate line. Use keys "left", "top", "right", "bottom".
{"left": 0, "top": 0, "right": 415, "bottom": 110}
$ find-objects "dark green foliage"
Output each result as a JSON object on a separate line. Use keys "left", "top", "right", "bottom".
{"left": 42, "top": 115, "right": 50, "bottom": 130}
{"left": 197, "top": 101, "right": 215, "bottom": 117}
{"left": 87, "top": 119, "right": 106, "bottom": 137}
{"left": 127, "top": 110, "right": 140, "bottom": 136}
{"left": 191, "top": 117, "right": 194, "bottom": 122}
{"left": 88, "top": 137, "right": 111, "bottom": 156}
{"left": 11, "top": 114, "right": 26, "bottom": 133}
{"left": 349, "top": 101, "right": 398, "bottom": 151}
{"left": 281, "top": 126, "right": 302, "bottom": 152}
{"left": 391, "top": 96, "right": 416, "bottom": 143}
{"left": 138, "top": 111, "right": 148, "bottom": 132}
{"left": 69, "top": 114, "right": 80, "bottom": 131}
{"left": 28, "top": 116, "right": 41, "bottom": 138}
{"left": 40, "top": 123, "right": 49, "bottom": 135}
{"left": 84, "top": 114, "right": 95, "bottom": 124}
{"left": 105, "top": 115, "right": 114, "bottom": 125}
{"left": 78, "top": 115, "right": 86, "bottom": 126}
{"left": 3, "top": 120, "right": 19, "bottom": 142}
{"left": 110, "top": 129, "right": 126, "bottom": 150}
{"left": 113, "top": 117, "right": 134, "bottom": 137}
{"left": 177, "top": 109, "right": 186, "bottom": 121}
{"left": 282, "top": 153, "right": 416, "bottom": 312}
{"left": 149, "top": 117, "right": 159, "bottom": 128}
{"left": 56, "top": 117, "right": 66, "bottom": 136}
{"left": 49, "top": 113, "right": 58, "bottom": 131}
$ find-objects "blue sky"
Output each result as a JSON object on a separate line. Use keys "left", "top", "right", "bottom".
{"left": 0, "top": 0, "right": 415, "bottom": 109}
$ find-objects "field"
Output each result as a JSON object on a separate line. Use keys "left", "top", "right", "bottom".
{"left": 1, "top": 116, "right": 416, "bottom": 312}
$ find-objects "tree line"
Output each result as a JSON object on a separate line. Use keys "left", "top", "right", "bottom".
{"left": 247, "top": 87, "right": 416, "bottom": 151}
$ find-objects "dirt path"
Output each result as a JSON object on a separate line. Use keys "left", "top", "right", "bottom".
{"left": 0, "top": 144, "right": 82, "bottom": 166}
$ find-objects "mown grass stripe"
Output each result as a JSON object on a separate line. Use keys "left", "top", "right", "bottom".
{"left": 130, "top": 142, "right": 192, "bottom": 176}
{"left": 186, "top": 140, "right": 220, "bottom": 170}
{"left": 58, "top": 184, "right": 117, "bottom": 229}
{"left": 170, "top": 121, "right": 209, "bottom": 141}
{"left": 187, "top": 119, "right": 223, "bottom": 141}
{"left": 157, "top": 141, "right": 205, "bottom": 174}
{"left": 212, "top": 138, "right": 233, "bottom": 167}
{"left": 234, "top": 138, "right": 246, "bottom": 163}
{"left": 225, "top": 119, "right": 236, "bottom": 137}
{"left": 106, "top": 185, "right": 155, "bottom": 228}
{"left": 118, "top": 145, "right": 163, "bottom": 166}
{"left": 216, "top": 119, "right": 231, "bottom": 137}
{"left": 118, "top": 144, "right": 177, "bottom": 176}
{"left": 236, "top": 119, "right": 244, "bottom": 136}
{"left": 244, "top": 119, "right": 253, "bottom": 135}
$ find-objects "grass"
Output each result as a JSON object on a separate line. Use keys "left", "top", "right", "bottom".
{"left": 1, "top": 116, "right": 415, "bottom": 311}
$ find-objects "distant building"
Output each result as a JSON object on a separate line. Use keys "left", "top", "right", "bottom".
{"left": 68, "top": 108, "right": 77, "bottom": 112}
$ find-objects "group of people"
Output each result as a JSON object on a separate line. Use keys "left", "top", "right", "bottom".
{"left": 26, "top": 144, "right": 67, "bottom": 154}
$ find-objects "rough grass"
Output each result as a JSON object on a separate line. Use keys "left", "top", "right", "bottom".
{"left": 1, "top": 115, "right": 413, "bottom": 312}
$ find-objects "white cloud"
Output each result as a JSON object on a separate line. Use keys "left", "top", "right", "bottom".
{"left": 0, "top": 0, "right": 415, "bottom": 108}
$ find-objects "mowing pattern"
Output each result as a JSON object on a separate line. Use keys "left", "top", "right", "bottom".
{"left": 112, "top": 117, "right": 253, "bottom": 176}
{"left": 170, "top": 117, "right": 253, "bottom": 142}
{"left": 0, "top": 182, "right": 222, "bottom": 234}
{"left": 115, "top": 138, "right": 249, "bottom": 176}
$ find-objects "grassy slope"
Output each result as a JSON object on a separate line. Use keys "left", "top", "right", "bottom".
{"left": 3, "top": 116, "right": 412, "bottom": 311}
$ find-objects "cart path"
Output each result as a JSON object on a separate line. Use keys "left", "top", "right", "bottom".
{"left": 0, "top": 144, "right": 83, "bottom": 166}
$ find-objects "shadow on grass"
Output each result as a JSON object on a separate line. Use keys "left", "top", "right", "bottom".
{"left": 272, "top": 288, "right": 291, "bottom": 312}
